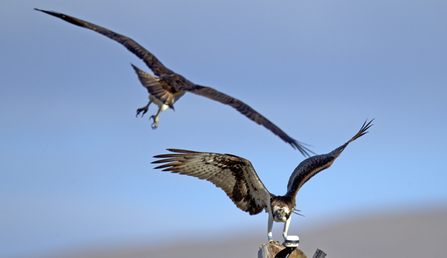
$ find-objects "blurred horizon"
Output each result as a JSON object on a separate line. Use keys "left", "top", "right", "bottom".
{"left": 32, "top": 207, "right": 447, "bottom": 258}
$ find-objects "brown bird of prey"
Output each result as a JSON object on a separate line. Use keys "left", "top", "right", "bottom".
{"left": 152, "top": 119, "right": 373, "bottom": 241}
{"left": 35, "top": 8, "right": 312, "bottom": 156}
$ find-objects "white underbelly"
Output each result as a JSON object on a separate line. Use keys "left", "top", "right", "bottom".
{"left": 149, "top": 95, "right": 170, "bottom": 112}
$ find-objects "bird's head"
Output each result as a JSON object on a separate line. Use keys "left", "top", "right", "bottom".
{"left": 272, "top": 206, "right": 290, "bottom": 222}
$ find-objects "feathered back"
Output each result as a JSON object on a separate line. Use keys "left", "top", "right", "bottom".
{"left": 152, "top": 149, "right": 271, "bottom": 215}
{"left": 286, "top": 119, "right": 373, "bottom": 199}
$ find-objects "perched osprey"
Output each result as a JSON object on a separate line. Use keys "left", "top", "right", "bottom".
{"left": 152, "top": 119, "right": 373, "bottom": 241}
{"left": 35, "top": 8, "right": 312, "bottom": 156}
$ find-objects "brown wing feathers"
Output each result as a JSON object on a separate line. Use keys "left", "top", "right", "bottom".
{"left": 36, "top": 8, "right": 374, "bottom": 229}
{"left": 35, "top": 8, "right": 313, "bottom": 155}
{"left": 131, "top": 64, "right": 181, "bottom": 108}
{"left": 190, "top": 85, "right": 313, "bottom": 156}
{"left": 34, "top": 8, "right": 172, "bottom": 77}
{"left": 152, "top": 120, "right": 372, "bottom": 217}
{"left": 285, "top": 119, "right": 374, "bottom": 199}
{"left": 152, "top": 149, "right": 270, "bottom": 215}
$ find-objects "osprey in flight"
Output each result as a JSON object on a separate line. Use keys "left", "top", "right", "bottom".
{"left": 152, "top": 119, "right": 373, "bottom": 241}
{"left": 35, "top": 8, "right": 312, "bottom": 156}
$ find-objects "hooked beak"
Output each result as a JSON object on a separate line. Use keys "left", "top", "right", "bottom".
{"left": 274, "top": 210, "right": 287, "bottom": 221}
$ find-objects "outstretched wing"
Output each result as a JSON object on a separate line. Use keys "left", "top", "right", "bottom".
{"left": 285, "top": 119, "right": 374, "bottom": 199}
{"left": 188, "top": 85, "right": 313, "bottom": 156}
{"left": 35, "top": 9, "right": 312, "bottom": 155}
{"left": 152, "top": 149, "right": 271, "bottom": 215}
{"left": 34, "top": 8, "right": 172, "bottom": 77}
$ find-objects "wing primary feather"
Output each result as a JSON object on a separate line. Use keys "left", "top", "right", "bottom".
{"left": 34, "top": 8, "right": 171, "bottom": 76}
{"left": 152, "top": 157, "right": 184, "bottom": 164}
{"left": 152, "top": 149, "right": 271, "bottom": 215}
{"left": 35, "top": 9, "right": 313, "bottom": 154}
{"left": 285, "top": 119, "right": 374, "bottom": 199}
{"left": 189, "top": 85, "right": 314, "bottom": 156}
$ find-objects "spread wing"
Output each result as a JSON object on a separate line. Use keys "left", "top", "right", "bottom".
{"left": 35, "top": 9, "right": 313, "bottom": 155}
{"left": 152, "top": 149, "right": 271, "bottom": 215}
{"left": 34, "top": 8, "right": 172, "bottom": 77}
{"left": 285, "top": 119, "right": 373, "bottom": 199}
{"left": 188, "top": 85, "right": 313, "bottom": 156}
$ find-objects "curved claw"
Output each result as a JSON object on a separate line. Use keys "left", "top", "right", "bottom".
{"left": 150, "top": 116, "right": 158, "bottom": 129}
{"left": 260, "top": 239, "right": 279, "bottom": 248}
{"left": 267, "top": 236, "right": 279, "bottom": 244}
{"left": 136, "top": 107, "right": 148, "bottom": 118}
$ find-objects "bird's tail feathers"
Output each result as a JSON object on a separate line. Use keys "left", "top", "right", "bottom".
{"left": 131, "top": 63, "right": 158, "bottom": 86}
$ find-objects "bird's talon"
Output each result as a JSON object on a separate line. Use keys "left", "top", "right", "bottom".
{"left": 150, "top": 116, "right": 158, "bottom": 129}
{"left": 136, "top": 108, "right": 148, "bottom": 118}
{"left": 268, "top": 240, "right": 279, "bottom": 245}
{"left": 260, "top": 239, "right": 278, "bottom": 248}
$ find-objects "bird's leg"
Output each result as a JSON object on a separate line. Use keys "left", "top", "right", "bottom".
{"left": 136, "top": 99, "right": 152, "bottom": 117}
{"left": 282, "top": 216, "right": 292, "bottom": 240}
{"left": 268, "top": 209, "right": 274, "bottom": 242}
{"left": 150, "top": 107, "right": 163, "bottom": 129}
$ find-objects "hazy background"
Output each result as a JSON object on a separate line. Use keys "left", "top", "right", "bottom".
{"left": 1, "top": 0, "right": 446, "bottom": 257}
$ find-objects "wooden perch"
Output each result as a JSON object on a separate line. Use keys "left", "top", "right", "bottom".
{"left": 258, "top": 242, "right": 307, "bottom": 258}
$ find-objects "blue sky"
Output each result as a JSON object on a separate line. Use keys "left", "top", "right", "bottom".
{"left": 1, "top": 0, "right": 446, "bottom": 257}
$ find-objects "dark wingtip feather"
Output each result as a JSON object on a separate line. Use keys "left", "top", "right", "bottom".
{"left": 34, "top": 8, "right": 87, "bottom": 28}
{"left": 151, "top": 157, "right": 170, "bottom": 163}
{"left": 34, "top": 8, "right": 48, "bottom": 13}
{"left": 350, "top": 118, "right": 374, "bottom": 143}
{"left": 165, "top": 148, "right": 198, "bottom": 154}
{"left": 153, "top": 163, "right": 174, "bottom": 170}
{"left": 290, "top": 140, "right": 316, "bottom": 157}
{"left": 130, "top": 63, "right": 138, "bottom": 71}
{"left": 152, "top": 149, "right": 198, "bottom": 167}
{"left": 152, "top": 154, "right": 171, "bottom": 160}
{"left": 35, "top": 8, "right": 62, "bottom": 19}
